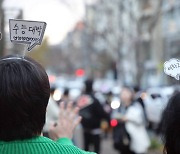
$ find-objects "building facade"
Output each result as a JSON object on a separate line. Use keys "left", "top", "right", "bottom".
{"left": 59, "top": 0, "right": 180, "bottom": 87}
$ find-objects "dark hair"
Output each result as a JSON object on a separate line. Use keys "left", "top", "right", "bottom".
{"left": 133, "top": 85, "right": 140, "bottom": 93}
{"left": 64, "top": 88, "right": 69, "bottom": 96}
{"left": 85, "top": 79, "right": 93, "bottom": 94}
{"left": 0, "top": 55, "right": 50, "bottom": 141}
{"left": 162, "top": 92, "right": 180, "bottom": 154}
{"left": 50, "top": 86, "right": 56, "bottom": 94}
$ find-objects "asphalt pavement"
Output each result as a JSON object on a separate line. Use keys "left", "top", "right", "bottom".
{"left": 74, "top": 125, "right": 119, "bottom": 154}
{"left": 74, "top": 125, "right": 162, "bottom": 154}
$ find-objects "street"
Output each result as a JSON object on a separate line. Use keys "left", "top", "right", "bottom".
{"left": 74, "top": 125, "right": 162, "bottom": 154}
{"left": 101, "top": 137, "right": 119, "bottom": 154}
{"left": 74, "top": 125, "right": 118, "bottom": 154}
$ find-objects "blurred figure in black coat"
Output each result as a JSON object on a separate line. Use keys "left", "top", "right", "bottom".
{"left": 77, "top": 79, "right": 110, "bottom": 154}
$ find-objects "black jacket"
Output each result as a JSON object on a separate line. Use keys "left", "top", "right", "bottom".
{"left": 79, "top": 94, "right": 110, "bottom": 129}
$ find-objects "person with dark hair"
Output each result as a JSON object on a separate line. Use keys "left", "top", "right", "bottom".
{"left": 133, "top": 86, "right": 149, "bottom": 127}
{"left": 64, "top": 88, "right": 69, "bottom": 96}
{"left": 103, "top": 91, "right": 113, "bottom": 138}
{"left": 113, "top": 87, "right": 150, "bottom": 154}
{"left": 0, "top": 55, "right": 95, "bottom": 154}
{"left": 77, "top": 79, "right": 110, "bottom": 154}
{"left": 161, "top": 92, "right": 180, "bottom": 154}
{"left": 43, "top": 86, "right": 59, "bottom": 137}
{"left": 59, "top": 88, "right": 70, "bottom": 105}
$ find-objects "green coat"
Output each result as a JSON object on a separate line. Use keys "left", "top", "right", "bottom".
{"left": 0, "top": 136, "right": 96, "bottom": 154}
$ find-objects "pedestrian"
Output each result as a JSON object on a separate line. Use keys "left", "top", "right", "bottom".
{"left": 133, "top": 86, "right": 149, "bottom": 128}
{"left": 77, "top": 79, "right": 110, "bottom": 154}
{"left": 103, "top": 91, "right": 113, "bottom": 138}
{"left": 59, "top": 88, "right": 71, "bottom": 105}
{"left": 161, "top": 91, "right": 180, "bottom": 154}
{"left": 113, "top": 87, "right": 150, "bottom": 154}
{"left": 43, "top": 87, "right": 59, "bottom": 138}
{"left": 0, "top": 55, "right": 96, "bottom": 154}
{"left": 104, "top": 91, "right": 113, "bottom": 116}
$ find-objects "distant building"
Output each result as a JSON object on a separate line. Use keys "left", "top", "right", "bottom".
{"left": 57, "top": 21, "right": 86, "bottom": 75}
{"left": 135, "top": 0, "right": 164, "bottom": 88}
{"left": 162, "top": 0, "right": 180, "bottom": 59}
{"left": 4, "top": 8, "right": 23, "bottom": 55}
{"left": 59, "top": 0, "right": 178, "bottom": 86}
{"left": 84, "top": 0, "right": 164, "bottom": 87}
{"left": 162, "top": 0, "right": 180, "bottom": 84}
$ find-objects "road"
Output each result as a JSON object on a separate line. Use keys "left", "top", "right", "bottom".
{"left": 74, "top": 125, "right": 162, "bottom": 154}
{"left": 74, "top": 125, "right": 119, "bottom": 154}
{"left": 101, "top": 137, "right": 119, "bottom": 154}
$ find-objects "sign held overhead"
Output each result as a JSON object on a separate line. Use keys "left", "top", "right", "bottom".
{"left": 164, "top": 58, "right": 180, "bottom": 80}
{"left": 9, "top": 19, "right": 46, "bottom": 51}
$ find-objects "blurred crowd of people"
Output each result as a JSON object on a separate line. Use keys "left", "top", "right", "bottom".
{"left": 1, "top": 55, "right": 180, "bottom": 154}
{"left": 43, "top": 77, "right": 180, "bottom": 154}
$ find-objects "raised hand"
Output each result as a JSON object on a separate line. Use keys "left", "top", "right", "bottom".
{"left": 49, "top": 102, "right": 82, "bottom": 140}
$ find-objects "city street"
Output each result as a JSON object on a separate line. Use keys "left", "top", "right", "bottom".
{"left": 74, "top": 126, "right": 118, "bottom": 154}
{"left": 74, "top": 126, "right": 162, "bottom": 154}
{"left": 0, "top": 0, "right": 179, "bottom": 153}
{"left": 101, "top": 137, "right": 119, "bottom": 154}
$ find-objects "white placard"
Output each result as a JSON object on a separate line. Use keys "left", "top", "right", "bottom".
{"left": 164, "top": 58, "right": 180, "bottom": 80}
{"left": 9, "top": 19, "right": 46, "bottom": 51}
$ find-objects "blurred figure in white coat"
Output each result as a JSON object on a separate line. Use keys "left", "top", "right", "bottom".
{"left": 120, "top": 87, "right": 150, "bottom": 154}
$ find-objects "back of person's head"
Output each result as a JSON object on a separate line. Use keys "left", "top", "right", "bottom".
{"left": 84, "top": 79, "right": 93, "bottom": 94}
{"left": 0, "top": 55, "right": 50, "bottom": 141}
{"left": 64, "top": 88, "right": 69, "bottom": 96}
{"left": 120, "top": 87, "right": 133, "bottom": 106}
{"left": 50, "top": 86, "right": 56, "bottom": 95}
{"left": 133, "top": 85, "right": 140, "bottom": 93}
{"left": 107, "top": 91, "right": 112, "bottom": 97}
{"left": 162, "top": 92, "right": 180, "bottom": 154}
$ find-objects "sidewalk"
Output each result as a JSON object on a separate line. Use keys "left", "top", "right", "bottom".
{"left": 74, "top": 126, "right": 118, "bottom": 154}
{"left": 101, "top": 137, "right": 119, "bottom": 154}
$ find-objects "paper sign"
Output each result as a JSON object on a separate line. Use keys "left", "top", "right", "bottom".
{"left": 164, "top": 58, "right": 180, "bottom": 80}
{"left": 9, "top": 19, "right": 46, "bottom": 51}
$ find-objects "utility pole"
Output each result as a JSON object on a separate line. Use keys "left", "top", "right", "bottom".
{"left": 0, "top": 0, "right": 4, "bottom": 57}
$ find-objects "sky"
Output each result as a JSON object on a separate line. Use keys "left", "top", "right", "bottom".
{"left": 3, "top": 0, "right": 97, "bottom": 45}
